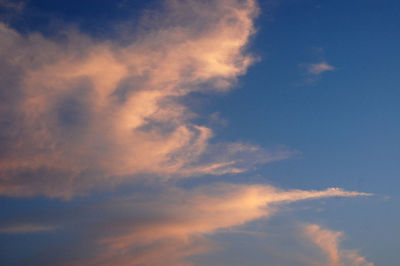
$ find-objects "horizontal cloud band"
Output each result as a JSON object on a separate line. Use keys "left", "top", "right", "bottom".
{"left": 0, "top": 183, "right": 371, "bottom": 265}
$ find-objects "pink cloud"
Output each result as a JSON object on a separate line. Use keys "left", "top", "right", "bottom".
{"left": 0, "top": 183, "right": 367, "bottom": 265}
{"left": 0, "top": 0, "right": 294, "bottom": 198}
{"left": 84, "top": 185, "right": 370, "bottom": 265}
{"left": 304, "top": 224, "right": 374, "bottom": 266}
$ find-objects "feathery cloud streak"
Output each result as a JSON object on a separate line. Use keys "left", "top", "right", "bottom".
{"left": 0, "top": 184, "right": 371, "bottom": 265}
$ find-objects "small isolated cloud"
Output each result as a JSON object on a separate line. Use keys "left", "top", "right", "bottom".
{"left": 306, "top": 61, "right": 335, "bottom": 75}
{"left": 298, "top": 60, "right": 335, "bottom": 84}
{"left": 304, "top": 224, "right": 374, "bottom": 266}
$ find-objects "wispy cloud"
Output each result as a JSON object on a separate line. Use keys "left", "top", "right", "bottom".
{"left": 306, "top": 62, "right": 335, "bottom": 75}
{"left": 0, "top": 224, "right": 58, "bottom": 234}
{"left": 0, "top": 184, "right": 371, "bottom": 265}
{"left": 304, "top": 224, "right": 374, "bottom": 266}
{"left": 0, "top": 0, "right": 25, "bottom": 11}
{"left": 298, "top": 60, "right": 335, "bottom": 85}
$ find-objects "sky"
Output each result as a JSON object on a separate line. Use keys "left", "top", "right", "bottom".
{"left": 0, "top": 0, "right": 399, "bottom": 265}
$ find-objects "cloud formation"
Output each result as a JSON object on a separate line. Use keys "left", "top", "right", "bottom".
{"left": 0, "top": 0, "right": 296, "bottom": 198}
{"left": 304, "top": 224, "right": 373, "bottom": 266}
{"left": 306, "top": 61, "right": 335, "bottom": 75}
{"left": 0, "top": 183, "right": 371, "bottom": 265}
{"left": 0, "top": 0, "right": 25, "bottom": 11}
{"left": 0, "top": 1, "right": 375, "bottom": 265}
{"left": 0, "top": 224, "right": 58, "bottom": 234}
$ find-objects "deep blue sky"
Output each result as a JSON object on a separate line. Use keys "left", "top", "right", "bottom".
{"left": 219, "top": 1, "right": 400, "bottom": 263}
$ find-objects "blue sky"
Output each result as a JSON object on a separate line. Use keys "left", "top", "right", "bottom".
{"left": 0, "top": 0, "right": 398, "bottom": 265}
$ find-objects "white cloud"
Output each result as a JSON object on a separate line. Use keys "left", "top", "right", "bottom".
{"left": 306, "top": 61, "right": 335, "bottom": 75}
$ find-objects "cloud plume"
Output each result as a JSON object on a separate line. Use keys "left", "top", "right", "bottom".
{"left": 0, "top": 0, "right": 296, "bottom": 198}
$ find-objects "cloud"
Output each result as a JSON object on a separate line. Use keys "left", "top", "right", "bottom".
{"left": 0, "top": 183, "right": 371, "bottom": 265}
{"left": 304, "top": 224, "right": 373, "bottom": 266}
{"left": 298, "top": 59, "right": 335, "bottom": 84}
{"left": 0, "top": 0, "right": 297, "bottom": 198}
{"left": 0, "top": 1, "right": 374, "bottom": 265}
{"left": 190, "top": 220, "right": 374, "bottom": 266}
{"left": 306, "top": 61, "right": 335, "bottom": 75}
{"left": 0, "top": 224, "right": 58, "bottom": 234}
{"left": 0, "top": 0, "right": 25, "bottom": 11}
